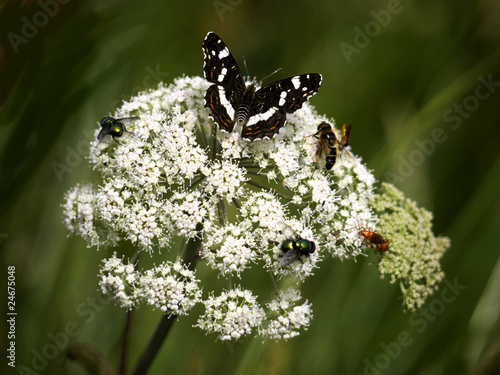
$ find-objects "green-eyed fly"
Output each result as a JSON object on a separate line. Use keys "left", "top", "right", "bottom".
{"left": 277, "top": 222, "right": 316, "bottom": 267}
{"left": 97, "top": 116, "right": 139, "bottom": 143}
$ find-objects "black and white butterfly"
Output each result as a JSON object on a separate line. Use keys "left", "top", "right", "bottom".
{"left": 202, "top": 32, "right": 322, "bottom": 141}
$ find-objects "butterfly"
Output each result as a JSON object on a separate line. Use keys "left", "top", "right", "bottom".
{"left": 202, "top": 32, "right": 322, "bottom": 141}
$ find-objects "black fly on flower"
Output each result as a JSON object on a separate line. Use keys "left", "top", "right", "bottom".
{"left": 276, "top": 222, "right": 316, "bottom": 267}
{"left": 97, "top": 116, "right": 140, "bottom": 144}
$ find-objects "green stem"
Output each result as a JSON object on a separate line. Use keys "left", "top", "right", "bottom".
{"left": 217, "top": 198, "right": 228, "bottom": 227}
{"left": 238, "top": 163, "right": 274, "bottom": 170}
{"left": 245, "top": 180, "right": 294, "bottom": 202}
{"left": 231, "top": 198, "right": 241, "bottom": 210}
{"left": 267, "top": 270, "right": 281, "bottom": 296}
{"left": 211, "top": 124, "right": 218, "bottom": 161}
{"left": 129, "top": 314, "right": 176, "bottom": 375}
{"left": 196, "top": 120, "right": 209, "bottom": 149}
{"left": 130, "top": 237, "right": 201, "bottom": 375}
{"left": 176, "top": 237, "right": 187, "bottom": 262}
{"left": 119, "top": 309, "right": 133, "bottom": 375}
{"left": 187, "top": 176, "right": 205, "bottom": 190}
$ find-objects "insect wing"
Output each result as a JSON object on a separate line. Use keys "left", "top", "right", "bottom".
{"left": 202, "top": 32, "right": 245, "bottom": 93}
{"left": 203, "top": 32, "right": 246, "bottom": 133}
{"left": 242, "top": 74, "right": 322, "bottom": 140}
{"left": 276, "top": 221, "right": 296, "bottom": 239}
{"left": 341, "top": 122, "right": 351, "bottom": 147}
{"left": 114, "top": 117, "right": 140, "bottom": 126}
{"left": 97, "top": 127, "right": 109, "bottom": 141}
{"left": 279, "top": 249, "right": 302, "bottom": 267}
{"left": 338, "top": 144, "right": 357, "bottom": 165}
{"left": 253, "top": 73, "right": 322, "bottom": 114}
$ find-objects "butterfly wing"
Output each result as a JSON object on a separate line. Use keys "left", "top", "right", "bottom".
{"left": 203, "top": 32, "right": 246, "bottom": 133}
{"left": 253, "top": 73, "right": 322, "bottom": 114}
{"left": 241, "top": 108, "right": 286, "bottom": 140}
{"left": 242, "top": 73, "right": 322, "bottom": 140}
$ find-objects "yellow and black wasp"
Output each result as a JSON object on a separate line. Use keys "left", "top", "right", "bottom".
{"left": 314, "top": 122, "right": 354, "bottom": 170}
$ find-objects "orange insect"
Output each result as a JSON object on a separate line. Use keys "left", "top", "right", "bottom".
{"left": 358, "top": 228, "right": 391, "bottom": 252}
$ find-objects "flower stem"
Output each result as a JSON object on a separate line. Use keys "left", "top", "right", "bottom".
{"left": 231, "top": 198, "right": 241, "bottom": 210}
{"left": 129, "top": 314, "right": 177, "bottom": 375}
{"left": 267, "top": 270, "right": 281, "bottom": 296}
{"left": 245, "top": 179, "right": 293, "bottom": 202}
{"left": 211, "top": 124, "right": 218, "bottom": 160}
{"left": 119, "top": 309, "right": 133, "bottom": 375}
{"left": 187, "top": 176, "right": 206, "bottom": 190}
{"left": 130, "top": 237, "right": 201, "bottom": 375}
{"left": 217, "top": 198, "right": 228, "bottom": 226}
{"left": 195, "top": 120, "right": 209, "bottom": 149}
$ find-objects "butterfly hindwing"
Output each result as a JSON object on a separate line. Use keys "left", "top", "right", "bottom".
{"left": 241, "top": 109, "right": 286, "bottom": 140}
{"left": 205, "top": 85, "right": 235, "bottom": 133}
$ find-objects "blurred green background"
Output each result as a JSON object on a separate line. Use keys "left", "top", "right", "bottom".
{"left": 1, "top": 0, "right": 500, "bottom": 374}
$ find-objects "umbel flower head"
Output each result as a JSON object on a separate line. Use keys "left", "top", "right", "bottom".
{"left": 63, "top": 76, "right": 449, "bottom": 341}
{"left": 371, "top": 183, "right": 450, "bottom": 310}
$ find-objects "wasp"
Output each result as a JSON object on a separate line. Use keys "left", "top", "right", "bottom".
{"left": 314, "top": 122, "right": 354, "bottom": 169}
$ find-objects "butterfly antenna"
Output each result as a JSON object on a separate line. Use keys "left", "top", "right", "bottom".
{"left": 259, "top": 67, "right": 282, "bottom": 86}
{"left": 242, "top": 56, "right": 250, "bottom": 77}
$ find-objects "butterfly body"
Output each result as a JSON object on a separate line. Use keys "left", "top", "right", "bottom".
{"left": 203, "top": 32, "right": 322, "bottom": 140}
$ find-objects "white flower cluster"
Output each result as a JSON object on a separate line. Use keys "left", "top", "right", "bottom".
{"left": 64, "top": 76, "right": 381, "bottom": 341}
{"left": 99, "top": 253, "right": 142, "bottom": 309}
{"left": 195, "top": 286, "right": 265, "bottom": 341}
{"left": 260, "top": 289, "right": 313, "bottom": 340}
{"left": 99, "top": 253, "right": 201, "bottom": 316}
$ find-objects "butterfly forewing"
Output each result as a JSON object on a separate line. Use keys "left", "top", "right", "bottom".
{"left": 203, "top": 32, "right": 246, "bottom": 134}
{"left": 253, "top": 74, "right": 322, "bottom": 113}
{"left": 202, "top": 32, "right": 244, "bottom": 90}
